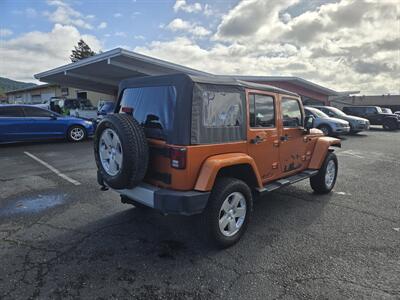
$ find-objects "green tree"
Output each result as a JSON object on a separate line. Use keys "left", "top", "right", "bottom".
{"left": 70, "top": 39, "right": 96, "bottom": 62}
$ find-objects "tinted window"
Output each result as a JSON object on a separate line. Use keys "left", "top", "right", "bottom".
{"left": 249, "top": 94, "right": 275, "bottom": 128}
{"left": 202, "top": 89, "right": 243, "bottom": 127}
{"left": 281, "top": 98, "right": 303, "bottom": 127}
{"left": 119, "top": 86, "right": 176, "bottom": 140}
{"left": 0, "top": 106, "right": 24, "bottom": 117}
{"left": 23, "top": 107, "right": 52, "bottom": 117}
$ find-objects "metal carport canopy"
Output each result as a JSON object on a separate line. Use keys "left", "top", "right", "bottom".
{"left": 34, "top": 48, "right": 211, "bottom": 95}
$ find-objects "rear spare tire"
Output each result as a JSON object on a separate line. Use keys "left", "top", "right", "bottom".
{"left": 94, "top": 114, "right": 148, "bottom": 189}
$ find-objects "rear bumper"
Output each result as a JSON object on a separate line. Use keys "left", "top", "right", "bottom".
{"left": 116, "top": 183, "right": 210, "bottom": 216}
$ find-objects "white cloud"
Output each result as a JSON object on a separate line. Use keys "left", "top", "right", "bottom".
{"left": 134, "top": 35, "right": 145, "bottom": 40}
{"left": 0, "top": 24, "right": 101, "bottom": 82}
{"left": 113, "top": 13, "right": 122, "bottom": 18}
{"left": 203, "top": 4, "right": 214, "bottom": 17}
{"left": 173, "top": 0, "right": 202, "bottom": 13}
{"left": 166, "top": 18, "right": 211, "bottom": 37}
{"left": 12, "top": 7, "right": 38, "bottom": 18}
{"left": 0, "top": 29, "right": 13, "bottom": 37}
{"left": 115, "top": 32, "right": 127, "bottom": 37}
{"left": 137, "top": 0, "right": 400, "bottom": 94}
{"left": 45, "top": 0, "right": 94, "bottom": 30}
{"left": 98, "top": 22, "right": 107, "bottom": 29}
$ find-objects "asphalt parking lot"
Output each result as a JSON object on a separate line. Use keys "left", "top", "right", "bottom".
{"left": 1, "top": 128, "right": 399, "bottom": 299}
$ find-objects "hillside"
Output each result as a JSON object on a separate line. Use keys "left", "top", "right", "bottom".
{"left": 0, "top": 77, "right": 37, "bottom": 95}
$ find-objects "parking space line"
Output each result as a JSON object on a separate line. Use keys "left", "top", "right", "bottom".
{"left": 24, "top": 151, "right": 81, "bottom": 186}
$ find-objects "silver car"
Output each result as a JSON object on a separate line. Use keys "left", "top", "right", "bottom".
{"left": 312, "top": 106, "right": 370, "bottom": 133}
{"left": 304, "top": 106, "right": 350, "bottom": 136}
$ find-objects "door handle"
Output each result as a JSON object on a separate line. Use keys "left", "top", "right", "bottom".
{"left": 280, "top": 135, "right": 289, "bottom": 141}
{"left": 251, "top": 135, "right": 265, "bottom": 144}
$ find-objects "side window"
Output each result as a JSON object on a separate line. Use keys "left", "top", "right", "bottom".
{"left": 366, "top": 107, "right": 377, "bottom": 114}
{"left": 281, "top": 98, "right": 303, "bottom": 127}
{"left": 202, "top": 90, "right": 243, "bottom": 127}
{"left": 249, "top": 94, "right": 275, "bottom": 128}
{"left": 23, "top": 107, "right": 52, "bottom": 117}
{"left": 0, "top": 107, "right": 24, "bottom": 117}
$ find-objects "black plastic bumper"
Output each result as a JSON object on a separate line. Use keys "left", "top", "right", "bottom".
{"left": 153, "top": 189, "right": 210, "bottom": 215}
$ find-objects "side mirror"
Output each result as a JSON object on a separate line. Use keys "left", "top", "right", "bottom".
{"left": 304, "top": 116, "right": 315, "bottom": 131}
{"left": 50, "top": 114, "right": 57, "bottom": 120}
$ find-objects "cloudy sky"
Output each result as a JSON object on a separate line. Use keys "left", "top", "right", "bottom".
{"left": 0, "top": 0, "right": 399, "bottom": 94}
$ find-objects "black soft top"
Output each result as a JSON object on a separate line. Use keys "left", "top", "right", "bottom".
{"left": 117, "top": 74, "right": 298, "bottom": 145}
{"left": 118, "top": 73, "right": 298, "bottom": 97}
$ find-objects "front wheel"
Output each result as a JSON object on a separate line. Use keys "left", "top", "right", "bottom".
{"left": 382, "top": 119, "right": 397, "bottom": 131}
{"left": 310, "top": 152, "right": 338, "bottom": 194}
{"left": 318, "top": 124, "right": 332, "bottom": 136}
{"left": 201, "top": 177, "right": 253, "bottom": 248}
{"left": 67, "top": 125, "right": 86, "bottom": 142}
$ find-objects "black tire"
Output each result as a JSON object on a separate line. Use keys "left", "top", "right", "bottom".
{"left": 201, "top": 177, "right": 253, "bottom": 248}
{"left": 318, "top": 124, "right": 332, "bottom": 136}
{"left": 67, "top": 125, "right": 86, "bottom": 142}
{"left": 382, "top": 119, "right": 397, "bottom": 131}
{"left": 94, "top": 114, "right": 149, "bottom": 189}
{"left": 310, "top": 152, "right": 338, "bottom": 194}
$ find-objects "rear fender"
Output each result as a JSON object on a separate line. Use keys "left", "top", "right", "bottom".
{"left": 308, "top": 137, "right": 341, "bottom": 169}
{"left": 194, "top": 153, "right": 263, "bottom": 192}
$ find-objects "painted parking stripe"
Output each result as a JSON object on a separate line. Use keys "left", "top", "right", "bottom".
{"left": 24, "top": 151, "right": 81, "bottom": 186}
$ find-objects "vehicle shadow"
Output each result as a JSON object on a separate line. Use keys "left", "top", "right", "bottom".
{"left": 4, "top": 185, "right": 331, "bottom": 297}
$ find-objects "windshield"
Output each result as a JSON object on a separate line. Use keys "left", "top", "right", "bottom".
{"left": 306, "top": 107, "right": 329, "bottom": 118}
{"left": 119, "top": 85, "right": 176, "bottom": 140}
{"left": 100, "top": 102, "right": 115, "bottom": 112}
{"left": 382, "top": 108, "right": 392, "bottom": 114}
{"left": 327, "top": 107, "right": 347, "bottom": 117}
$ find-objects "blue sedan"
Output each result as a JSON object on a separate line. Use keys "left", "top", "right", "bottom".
{"left": 0, "top": 105, "right": 95, "bottom": 143}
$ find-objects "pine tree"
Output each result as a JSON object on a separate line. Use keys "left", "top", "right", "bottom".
{"left": 70, "top": 39, "right": 96, "bottom": 62}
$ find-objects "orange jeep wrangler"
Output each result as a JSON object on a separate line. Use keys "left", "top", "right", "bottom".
{"left": 94, "top": 74, "right": 341, "bottom": 248}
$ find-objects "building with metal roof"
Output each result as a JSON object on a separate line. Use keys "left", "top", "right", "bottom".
{"left": 34, "top": 47, "right": 349, "bottom": 105}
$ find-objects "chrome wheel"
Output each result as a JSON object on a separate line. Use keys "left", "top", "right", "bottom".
{"left": 325, "top": 160, "right": 336, "bottom": 189}
{"left": 218, "top": 192, "right": 247, "bottom": 237}
{"left": 70, "top": 127, "right": 85, "bottom": 141}
{"left": 99, "top": 128, "right": 123, "bottom": 176}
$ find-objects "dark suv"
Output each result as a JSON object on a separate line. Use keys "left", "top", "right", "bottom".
{"left": 342, "top": 106, "right": 399, "bottom": 131}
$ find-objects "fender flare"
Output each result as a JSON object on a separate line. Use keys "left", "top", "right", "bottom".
{"left": 194, "top": 153, "right": 263, "bottom": 191}
{"left": 308, "top": 136, "right": 341, "bottom": 169}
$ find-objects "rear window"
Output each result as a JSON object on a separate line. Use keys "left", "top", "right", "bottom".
{"left": 119, "top": 85, "right": 177, "bottom": 140}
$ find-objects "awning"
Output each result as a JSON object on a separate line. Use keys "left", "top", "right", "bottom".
{"left": 34, "top": 48, "right": 211, "bottom": 95}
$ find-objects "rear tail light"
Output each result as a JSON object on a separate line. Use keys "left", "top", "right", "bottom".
{"left": 121, "top": 106, "right": 134, "bottom": 115}
{"left": 170, "top": 147, "right": 187, "bottom": 169}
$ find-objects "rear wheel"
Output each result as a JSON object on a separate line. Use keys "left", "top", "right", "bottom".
{"left": 318, "top": 124, "right": 332, "bottom": 136}
{"left": 201, "top": 177, "right": 253, "bottom": 248}
{"left": 310, "top": 152, "right": 338, "bottom": 194}
{"left": 67, "top": 125, "right": 86, "bottom": 142}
